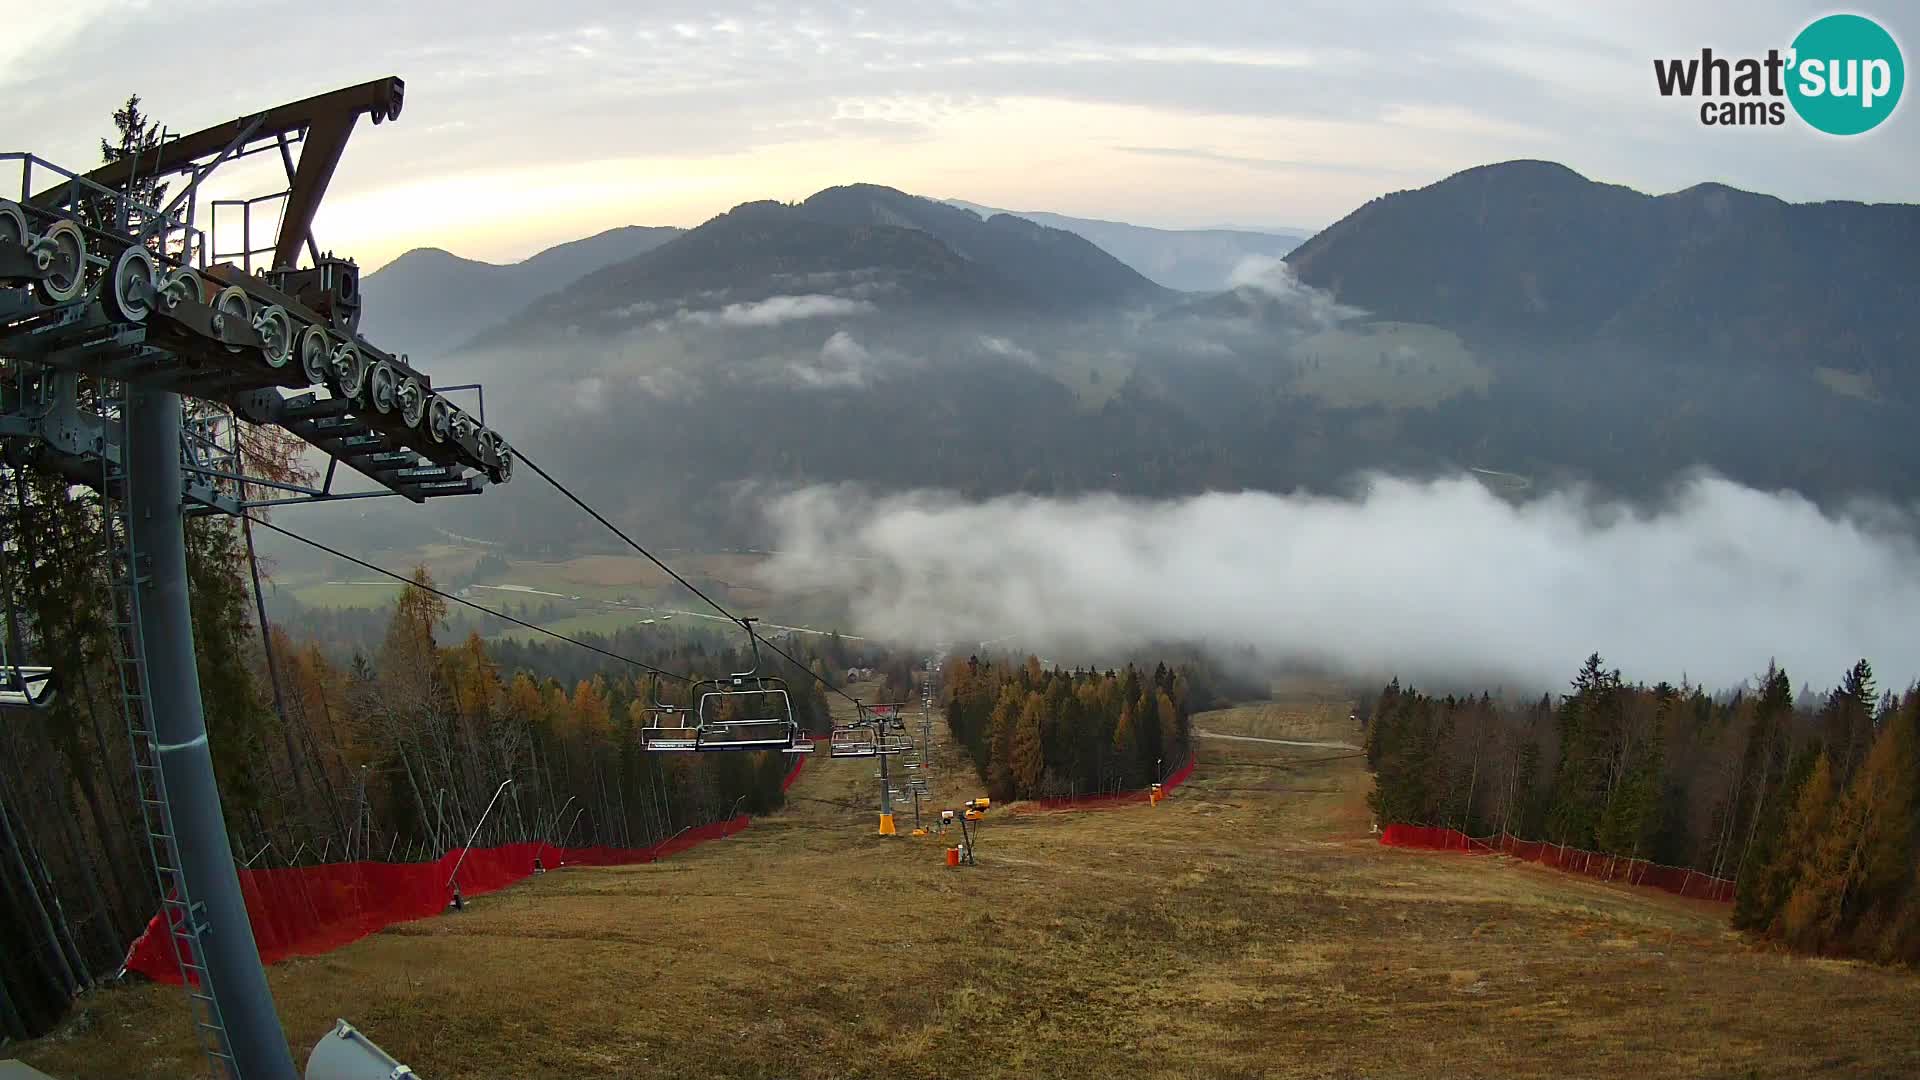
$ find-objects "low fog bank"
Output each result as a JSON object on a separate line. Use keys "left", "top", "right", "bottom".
{"left": 755, "top": 471, "right": 1920, "bottom": 695}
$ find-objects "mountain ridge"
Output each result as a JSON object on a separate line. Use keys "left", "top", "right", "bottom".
{"left": 1285, "top": 159, "right": 1920, "bottom": 395}
{"left": 358, "top": 225, "right": 684, "bottom": 360}
{"left": 944, "top": 198, "right": 1308, "bottom": 291}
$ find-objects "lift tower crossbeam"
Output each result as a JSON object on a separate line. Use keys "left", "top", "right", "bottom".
{"left": 30, "top": 77, "right": 404, "bottom": 273}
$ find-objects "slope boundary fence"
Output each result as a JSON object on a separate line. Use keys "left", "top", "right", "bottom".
{"left": 1379, "top": 824, "right": 1736, "bottom": 903}
{"left": 124, "top": 814, "right": 760, "bottom": 985}
{"left": 1013, "top": 756, "right": 1197, "bottom": 812}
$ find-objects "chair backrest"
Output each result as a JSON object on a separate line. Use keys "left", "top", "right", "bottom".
{"left": 696, "top": 682, "right": 792, "bottom": 728}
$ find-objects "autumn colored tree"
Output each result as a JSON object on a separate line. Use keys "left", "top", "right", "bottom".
{"left": 1011, "top": 691, "right": 1047, "bottom": 797}
{"left": 942, "top": 655, "right": 1198, "bottom": 798}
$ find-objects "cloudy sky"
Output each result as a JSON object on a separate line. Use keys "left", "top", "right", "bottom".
{"left": 5, "top": 1, "right": 1911, "bottom": 270}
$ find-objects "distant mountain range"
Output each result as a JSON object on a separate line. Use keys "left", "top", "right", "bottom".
{"left": 357, "top": 225, "right": 683, "bottom": 360}
{"left": 1286, "top": 159, "right": 1920, "bottom": 397}
{"left": 324, "top": 166, "right": 1919, "bottom": 558}
{"left": 368, "top": 187, "right": 1191, "bottom": 360}
{"left": 945, "top": 199, "right": 1307, "bottom": 291}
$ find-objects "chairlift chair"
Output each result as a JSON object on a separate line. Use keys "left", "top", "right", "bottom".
{"left": 638, "top": 673, "right": 703, "bottom": 752}
{"left": 0, "top": 474, "right": 54, "bottom": 713}
{"left": 639, "top": 705, "right": 701, "bottom": 752}
{"left": 0, "top": 664, "right": 54, "bottom": 711}
{"left": 641, "top": 620, "right": 805, "bottom": 753}
{"left": 693, "top": 676, "right": 802, "bottom": 752}
{"left": 829, "top": 726, "right": 879, "bottom": 758}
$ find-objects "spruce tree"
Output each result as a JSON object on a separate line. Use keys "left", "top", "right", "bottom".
{"left": 1733, "top": 743, "right": 1820, "bottom": 930}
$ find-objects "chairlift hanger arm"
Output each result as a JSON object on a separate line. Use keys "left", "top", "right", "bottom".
{"left": 728, "top": 616, "right": 764, "bottom": 680}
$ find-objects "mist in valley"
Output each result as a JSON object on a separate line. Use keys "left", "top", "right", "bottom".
{"left": 311, "top": 229, "right": 1920, "bottom": 702}
{"left": 753, "top": 471, "right": 1920, "bottom": 696}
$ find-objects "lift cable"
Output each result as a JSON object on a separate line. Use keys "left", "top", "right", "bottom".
{"left": 511, "top": 449, "right": 866, "bottom": 709}
{"left": 241, "top": 514, "right": 695, "bottom": 684}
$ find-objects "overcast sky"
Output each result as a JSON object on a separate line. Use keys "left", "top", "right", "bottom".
{"left": 5, "top": 1, "right": 1912, "bottom": 270}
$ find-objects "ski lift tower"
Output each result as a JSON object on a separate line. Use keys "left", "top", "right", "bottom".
{"left": 1, "top": 77, "right": 511, "bottom": 1080}
{"left": 863, "top": 703, "right": 912, "bottom": 835}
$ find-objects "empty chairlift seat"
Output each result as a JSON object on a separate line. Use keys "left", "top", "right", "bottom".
{"left": 640, "top": 712, "right": 701, "bottom": 752}
{"left": 694, "top": 681, "right": 800, "bottom": 752}
{"left": 696, "top": 715, "right": 798, "bottom": 752}
{"left": 638, "top": 621, "right": 813, "bottom": 754}
{"left": 829, "top": 727, "right": 879, "bottom": 758}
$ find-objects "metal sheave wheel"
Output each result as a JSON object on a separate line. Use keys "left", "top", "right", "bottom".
{"left": 396, "top": 376, "right": 427, "bottom": 428}
{"left": 159, "top": 266, "right": 205, "bottom": 310}
{"left": 330, "top": 342, "right": 367, "bottom": 398}
{"left": 298, "top": 325, "right": 333, "bottom": 386}
{"left": 107, "top": 245, "right": 157, "bottom": 323}
{"left": 0, "top": 200, "right": 29, "bottom": 253}
{"left": 254, "top": 305, "right": 295, "bottom": 368}
{"left": 482, "top": 432, "right": 513, "bottom": 483}
{"left": 32, "top": 220, "right": 86, "bottom": 304}
{"left": 448, "top": 409, "right": 477, "bottom": 455}
{"left": 426, "top": 394, "right": 453, "bottom": 443}
{"left": 366, "top": 361, "right": 398, "bottom": 414}
{"left": 214, "top": 285, "right": 252, "bottom": 352}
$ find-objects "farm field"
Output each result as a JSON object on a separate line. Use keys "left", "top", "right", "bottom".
{"left": 1291, "top": 320, "right": 1490, "bottom": 409}
{"left": 15, "top": 696, "right": 1920, "bottom": 1079}
{"left": 268, "top": 544, "right": 857, "bottom": 642}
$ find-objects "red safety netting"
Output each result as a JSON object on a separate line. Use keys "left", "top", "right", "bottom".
{"left": 783, "top": 747, "right": 812, "bottom": 791}
{"left": 1015, "top": 755, "right": 1197, "bottom": 812}
{"left": 1379, "top": 824, "right": 1736, "bottom": 903}
{"left": 123, "top": 816, "right": 751, "bottom": 985}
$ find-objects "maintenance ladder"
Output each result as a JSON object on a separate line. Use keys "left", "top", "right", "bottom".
{"left": 101, "top": 403, "right": 236, "bottom": 1080}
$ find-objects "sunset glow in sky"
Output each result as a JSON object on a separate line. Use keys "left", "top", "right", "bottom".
{"left": 6, "top": 1, "right": 1911, "bottom": 270}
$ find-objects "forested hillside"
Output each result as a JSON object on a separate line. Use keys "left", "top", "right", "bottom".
{"left": 942, "top": 655, "right": 1198, "bottom": 801}
{"left": 1286, "top": 161, "right": 1920, "bottom": 398}
{"left": 0, "top": 538, "right": 870, "bottom": 1038}
{"left": 1365, "top": 654, "right": 1919, "bottom": 964}
{"left": 358, "top": 224, "right": 683, "bottom": 360}
{"left": 944, "top": 198, "right": 1307, "bottom": 291}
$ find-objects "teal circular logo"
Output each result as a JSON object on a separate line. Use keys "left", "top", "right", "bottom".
{"left": 1787, "top": 14, "right": 1904, "bottom": 135}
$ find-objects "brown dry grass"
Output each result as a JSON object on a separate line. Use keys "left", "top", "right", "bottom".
{"left": 1192, "top": 701, "right": 1357, "bottom": 744}
{"left": 16, "top": 692, "right": 1920, "bottom": 1079}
